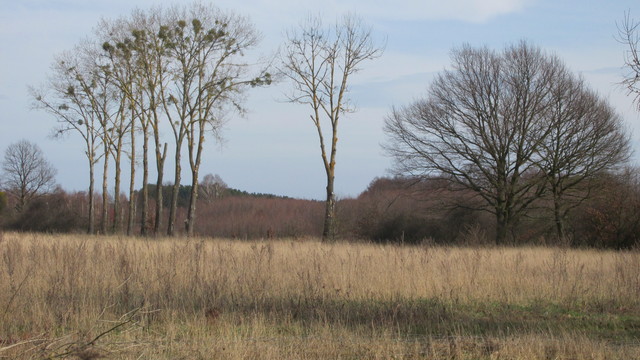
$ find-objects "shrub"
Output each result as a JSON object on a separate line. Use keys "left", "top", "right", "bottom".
{"left": 0, "top": 191, "right": 6, "bottom": 214}
{"left": 569, "top": 170, "right": 640, "bottom": 249}
{"left": 9, "top": 188, "right": 82, "bottom": 233}
{"left": 350, "top": 177, "right": 486, "bottom": 244}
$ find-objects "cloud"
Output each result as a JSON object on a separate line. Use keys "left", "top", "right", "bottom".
{"left": 445, "top": 0, "right": 532, "bottom": 23}
{"left": 361, "top": 0, "right": 531, "bottom": 22}
{"left": 251, "top": 0, "right": 533, "bottom": 23}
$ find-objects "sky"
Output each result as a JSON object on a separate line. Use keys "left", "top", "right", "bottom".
{"left": 1, "top": 0, "right": 640, "bottom": 200}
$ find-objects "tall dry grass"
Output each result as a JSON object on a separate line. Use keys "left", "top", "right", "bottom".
{"left": 0, "top": 232, "right": 639, "bottom": 359}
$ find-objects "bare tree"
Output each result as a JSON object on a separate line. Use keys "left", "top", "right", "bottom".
{"left": 537, "top": 74, "right": 630, "bottom": 241}
{"left": 47, "top": 42, "right": 122, "bottom": 235}
{"left": 1, "top": 140, "right": 57, "bottom": 212}
{"left": 199, "top": 173, "right": 227, "bottom": 202}
{"left": 103, "top": 85, "right": 132, "bottom": 234}
{"left": 618, "top": 11, "right": 640, "bottom": 109}
{"left": 384, "top": 41, "right": 623, "bottom": 244}
{"left": 182, "top": 8, "right": 270, "bottom": 237}
{"left": 87, "top": 51, "right": 122, "bottom": 235}
{"left": 100, "top": 8, "right": 176, "bottom": 236}
{"left": 100, "top": 19, "right": 142, "bottom": 235}
{"left": 156, "top": 11, "right": 191, "bottom": 236}
{"left": 279, "top": 14, "right": 382, "bottom": 241}
{"left": 33, "top": 4, "right": 269, "bottom": 237}
{"left": 30, "top": 47, "right": 103, "bottom": 234}
{"left": 128, "top": 9, "right": 170, "bottom": 236}
{"left": 158, "top": 4, "right": 270, "bottom": 236}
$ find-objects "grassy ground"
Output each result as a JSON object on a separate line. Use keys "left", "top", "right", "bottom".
{"left": 0, "top": 232, "right": 639, "bottom": 359}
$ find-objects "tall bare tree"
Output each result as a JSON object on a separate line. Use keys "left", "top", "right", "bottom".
{"left": 90, "top": 59, "right": 132, "bottom": 235}
{"left": 72, "top": 43, "right": 124, "bottom": 235}
{"left": 182, "top": 9, "right": 270, "bottom": 237}
{"left": 279, "top": 14, "right": 382, "bottom": 240}
{"left": 129, "top": 9, "right": 170, "bottom": 236}
{"left": 156, "top": 13, "right": 191, "bottom": 236}
{"left": 34, "top": 4, "right": 269, "bottom": 236}
{"left": 30, "top": 47, "right": 104, "bottom": 234}
{"left": 158, "top": 4, "right": 270, "bottom": 236}
{"left": 1, "top": 140, "right": 57, "bottom": 212}
{"left": 384, "top": 41, "right": 627, "bottom": 244}
{"left": 101, "top": 19, "right": 143, "bottom": 235}
{"left": 50, "top": 42, "right": 122, "bottom": 234}
{"left": 102, "top": 8, "right": 170, "bottom": 236}
{"left": 88, "top": 55, "right": 122, "bottom": 235}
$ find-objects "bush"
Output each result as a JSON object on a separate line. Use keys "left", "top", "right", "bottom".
{"left": 569, "top": 170, "right": 640, "bottom": 249}
{"left": 9, "top": 189, "right": 82, "bottom": 233}
{"left": 349, "top": 177, "right": 486, "bottom": 244}
{"left": 0, "top": 191, "right": 6, "bottom": 230}
{"left": 0, "top": 191, "right": 6, "bottom": 214}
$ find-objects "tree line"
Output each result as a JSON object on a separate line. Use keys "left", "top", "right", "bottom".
{"left": 29, "top": 3, "right": 270, "bottom": 236}
{"left": 2, "top": 172, "right": 640, "bottom": 248}
{"left": 25, "top": 3, "right": 380, "bottom": 241}
{"left": 2, "top": 4, "right": 639, "bottom": 245}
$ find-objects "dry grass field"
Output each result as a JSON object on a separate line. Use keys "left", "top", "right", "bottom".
{"left": 0, "top": 232, "right": 639, "bottom": 359}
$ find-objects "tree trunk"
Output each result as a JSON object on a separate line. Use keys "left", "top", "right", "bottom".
{"left": 127, "top": 122, "right": 136, "bottom": 236}
{"left": 140, "top": 125, "right": 149, "bottom": 236}
{"left": 167, "top": 147, "right": 181, "bottom": 236}
{"left": 88, "top": 158, "right": 95, "bottom": 234}
{"left": 101, "top": 149, "right": 110, "bottom": 234}
{"left": 553, "top": 194, "right": 567, "bottom": 243}
{"left": 495, "top": 213, "right": 508, "bottom": 245}
{"left": 153, "top": 143, "right": 167, "bottom": 235}
{"left": 322, "top": 175, "right": 336, "bottom": 241}
{"left": 113, "top": 140, "right": 122, "bottom": 234}
{"left": 18, "top": 186, "right": 26, "bottom": 213}
{"left": 186, "top": 124, "right": 205, "bottom": 237}
{"left": 186, "top": 172, "right": 199, "bottom": 237}
{"left": 495, "top": 200, "right": 510, "bottom": 245}
{"left": 494, "top": 183, "right": 511, "bottom": 245}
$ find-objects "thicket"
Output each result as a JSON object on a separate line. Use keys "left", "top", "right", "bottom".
{"left": 348, "top": 172, "right": 640, "bottom": 249}
{"left": 0, "top": 192, "right": 6, "bottom": 215}
{"left": 1, "top": 169, "right": 639, "bottom": 248}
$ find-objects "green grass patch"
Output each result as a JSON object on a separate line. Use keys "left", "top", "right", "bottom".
{"left": 221, "top": 296, "right": 640, "bottom": 342}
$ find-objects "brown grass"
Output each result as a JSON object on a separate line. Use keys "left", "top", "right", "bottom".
{"left": 0, "top": 232, "right": 639, "bottom": 359}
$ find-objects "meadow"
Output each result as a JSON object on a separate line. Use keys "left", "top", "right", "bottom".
{"left": 0, "top": 232, "right": 639, "bottom": 359}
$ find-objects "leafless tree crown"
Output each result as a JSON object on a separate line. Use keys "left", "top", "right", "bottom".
{"left": 1, "top": 140, "right": 57, "bottom": 212}
{"left": 279, "top": 13, "right": 383, "bottom": 240}
{"left": 384, "top": 41, "right": 630, "bottom": 243}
